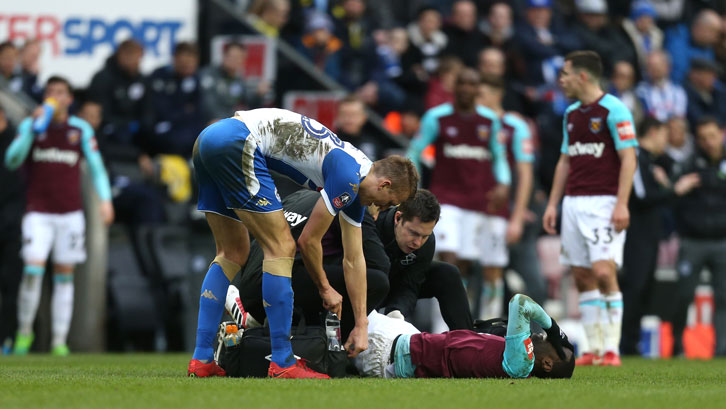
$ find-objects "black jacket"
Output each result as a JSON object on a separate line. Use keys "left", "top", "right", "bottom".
{"left": 629, "top": 147, "right": 676, "bottom": 240}
{"left": 674, "top": 146, "right": 726, "bottom": 239}
{"left": 375, "top": 207, "right": 435, "bottom": 317}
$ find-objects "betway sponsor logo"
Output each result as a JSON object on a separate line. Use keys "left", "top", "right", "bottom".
{"left": 284, "top": 211, "right": 308, "bottom": 227}
{"left": 32, "top": 147, "right": 79, "bottom": 166}
{"left": 443, "top": 143, "right": 491, "bottom": 161}
{"left": 568, "top": 142, "right": 605, "bottom": 158}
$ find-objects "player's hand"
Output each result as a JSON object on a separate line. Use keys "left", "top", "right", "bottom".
{"left": 344, "top": 324, "right": 368, "bottom": 357}
{"left": 542, "top": 205, "right": 558, "bottom": 235}
{"left": 99, "top": 200, "right": 115, "bottom": 226}
{"left": 611, "top": 203, "right": 629, "bottom": 232}
{"left": 673, "top": 173, "right": 701, "bottom": 196}
{"left": 487, "top": 184, "right": 509, "bottom": 213}
{"left": 31, "top": 106, "right": 44, "bottom": 119}
{"left": 545, "top": 318, "right": 567, "bottom": 360}
{"left": 652, "top": 166, "right": 671, "bottom": 188}
{"left": 319, "top": 285, "right": 343, "bottom": 319}
{"left": 506, "top": 218, "right": 524, "bottom": 245}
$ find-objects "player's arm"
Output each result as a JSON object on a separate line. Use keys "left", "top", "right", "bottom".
{"left": 78, "top": 119, "right": 114, "bottom": 225}
{"left": 608, "top": 104, "right": 639, "bottom": 232}
{"left": 543, "top": 112, "right": 572, "bottom": 235}
{"left": 406, "top": 109, "right": 439, "bottom": 175}
{"left": 486, "top": 111, "right": 511, "bottom": 212}
{"left": 297, "top": 197, "right": 342, "bottom": 316}
{"left": 508, "top": 117, "right": 535, "bottom": 244}
{"left": 502, "top": 294, "right": 553, "bottom": 378}
{"left": 4, "top": 118, "right": 33, "bottom": 170}
{"left": 340, "top": 215, "right": 369, "bottom": 357}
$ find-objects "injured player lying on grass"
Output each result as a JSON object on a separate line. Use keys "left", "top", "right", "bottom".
{"left": 353, "top": 294, "right": 576, "bottom": 379}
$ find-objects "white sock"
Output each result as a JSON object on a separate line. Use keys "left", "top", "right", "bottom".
{"left": 579, "top": 289, "right": 603, "bottom": 356}
{"left": 51, "top": 276, "right": 74, "bottom": 348}
{"left": 603, "top": 292, "right": 623, "bottom": 354}
{"left": 17, "top": 272, "right": 44, "bottom": 336}
{"left": 479, "top": 278, "right": 504, "bottom": 320}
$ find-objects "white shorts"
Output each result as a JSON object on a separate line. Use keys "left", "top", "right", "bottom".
{"left": 22, "top": 211, "right": 86, "bottom": 265}
{"left": 352, "top": 311, "right": 420, "bottom": 378}
{"left": 559, "top": 196, "right": 626, "bottom": 269}
{"left": 435, "top": 204, "right": 508, "bottom": 267}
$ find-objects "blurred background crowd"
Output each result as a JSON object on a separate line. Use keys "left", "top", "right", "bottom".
{"left": 1, "top": 0, "right": 725, "bottom": 358}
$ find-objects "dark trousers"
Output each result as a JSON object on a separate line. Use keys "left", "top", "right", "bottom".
{"left": 619, "top": 227, "right": 660, "bottom": 355}
{"left": 419, "top": 261, "right": 474, "bottom": 330}
{"left": 239, "top": 262, "right": 389, "bottom": 339}
{"left": 0, "top": 234, "right": 23, "bottom": 344}
{"left": 672, "top": 237, "right": 726, "bottom": 356}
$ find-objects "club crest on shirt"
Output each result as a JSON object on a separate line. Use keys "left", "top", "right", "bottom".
{"left": 349, "top": 182, "right": 359, "bottom": 194}
{"left": 332, "top": 192, "right": 351, "bottom": 208}
{"left": 446, "top": 126, "right": 458, "bottom": 137}
{"left": 589, "top": 117, "right": 603, "bottom": 134}
{"left": 67, "top": 129, "right": 81, "bottom": 145}
{"left": 477, "top": 124, "right": 490, "bottom": 140}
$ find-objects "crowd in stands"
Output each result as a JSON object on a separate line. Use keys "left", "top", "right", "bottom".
{"left": 1, "top": 0, "right": 725, "bottom": 355}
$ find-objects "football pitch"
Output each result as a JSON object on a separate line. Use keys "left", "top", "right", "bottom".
{"left": 1, "top": 354, "right": 725, "bottom": 409}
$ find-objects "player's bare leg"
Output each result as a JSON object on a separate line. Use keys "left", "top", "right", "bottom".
{"left": 573, "top": 266, "right": 603, "bottom": 365}
{"left": 49, "top": 263, "right": 74, "bottom": 356}
{"left": 188, "top": 213, "right": 249, "bottom": 377}
{"left": 234, "top": 209, "right": 328, "bottom": 379}
{"left": 14, "top": 260, "right": 46, "bottom": 355}
{"left": 593, "top": 259, "right": 622, "bottom": 366}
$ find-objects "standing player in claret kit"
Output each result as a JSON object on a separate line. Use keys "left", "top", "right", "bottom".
{"left": 4, "top": 76, "right": 114, "bottom": 356}
{"left": 543, "top": 51, "right": 638, "bottom": 366}
{"left": 408, "top": 68, "right": 511, "bottom": 320}
{"left": 188, "top": 108, "right": 418, "bottom": 378}
{"left": 477, "top": 74, "right": 536, "bottom": 319}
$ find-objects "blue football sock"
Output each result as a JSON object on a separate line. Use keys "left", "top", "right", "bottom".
{"left": 262, "top": 272, "right": 295, "bottom": 368}
{"left": 192, "top": 262, "right": 230, "bottom": 362}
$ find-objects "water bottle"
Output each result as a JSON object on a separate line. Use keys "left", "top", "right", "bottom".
{"left": 32, "top": 98, "right": 58, "bottom": 134}
{"left": 325, "top": 311, "right": 342, "bottom": 351}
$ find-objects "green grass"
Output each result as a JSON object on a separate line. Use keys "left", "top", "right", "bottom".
{"left": 1, "top": 355, "right": 725, "bottom": 409}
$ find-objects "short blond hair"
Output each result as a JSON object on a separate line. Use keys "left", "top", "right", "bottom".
{"left": 372, "top": 155, "right": 418, "bottom": 200}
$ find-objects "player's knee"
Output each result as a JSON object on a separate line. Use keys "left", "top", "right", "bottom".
{"left": 592, "top": 264, "right": 614, "bottom": 282}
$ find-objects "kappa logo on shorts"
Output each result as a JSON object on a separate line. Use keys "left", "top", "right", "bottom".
{"left": 332, "top": 192, "right": 352, "bottom": 209}
{"left": 256, "top": 197, "right": 272, "bottom": 207}
{"left": 524, "top": 337, "right": 534, "bottom": 360}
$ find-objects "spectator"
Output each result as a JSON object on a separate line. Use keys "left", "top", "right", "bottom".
{"left": 665, "top": 8, "right": 721, "bottom": 84}
{"left": 635, "top": 50, "right": 687, "bottom": 122}
{"left": 389, "top": 27, "right": 428, "bottom": 112}
{"left": 0, "top": 107, "right": 23, "bottom": 355}
{"left": 249, "top": 0, "right": 291, "bottom": 38}
{"left": 621, "top": 1, "right": 663, "bottom": 75}
{"left": 335, "top": 95, "right": 383, "bottom": 160}
{"left": 406, "top": 6, "right": 447, "bottom": 75}
{"left": 671, "top": 117, "right": 726, "bottom": 357}
{"left": 665, "top": 116, "right": 695, "bottom": 164}
{"left": 571, "top": 0, "right": 636, "bottom": 75}
{"left": 0, "top": 42, "right": 22, "bottom": 95}
{"left": 424, "top": 55, "right": 463, "bottom": 109}
{"left": 684, "top": 58, "right": 726, "bottom": 129}
{"left": 441, "top": 0, "right": 487, "bottom": 68}
{"left": 479, "top": 1, "right": 515, "bottom": 50}
{"left": 477, "top": 47, "right": 527, "bottom": 114}
{"left": 200, "top": 42, "right": 266, "bottom": 122}
{"left": 620, "top": 117, "right": 700, "bottom": 355}
{"left": 145, "top": 42, "right": 205, "bottom": 157}
{"left": 336, "top": 0, "right": 378, "bottom": 90}
{"left": 88, "top": 39, "right": 147, "bottom": 162}
{"left": 514, "top": 0, "right": 581, "bottom": 87}
{"left": 295, "top": 12, "right": 343, "bottom": 84}
{"left": 18, "top": 39, "right": 43, "bottom": 103}
{"left": 608, "top": 60, "right": 645, "bottom": 126}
